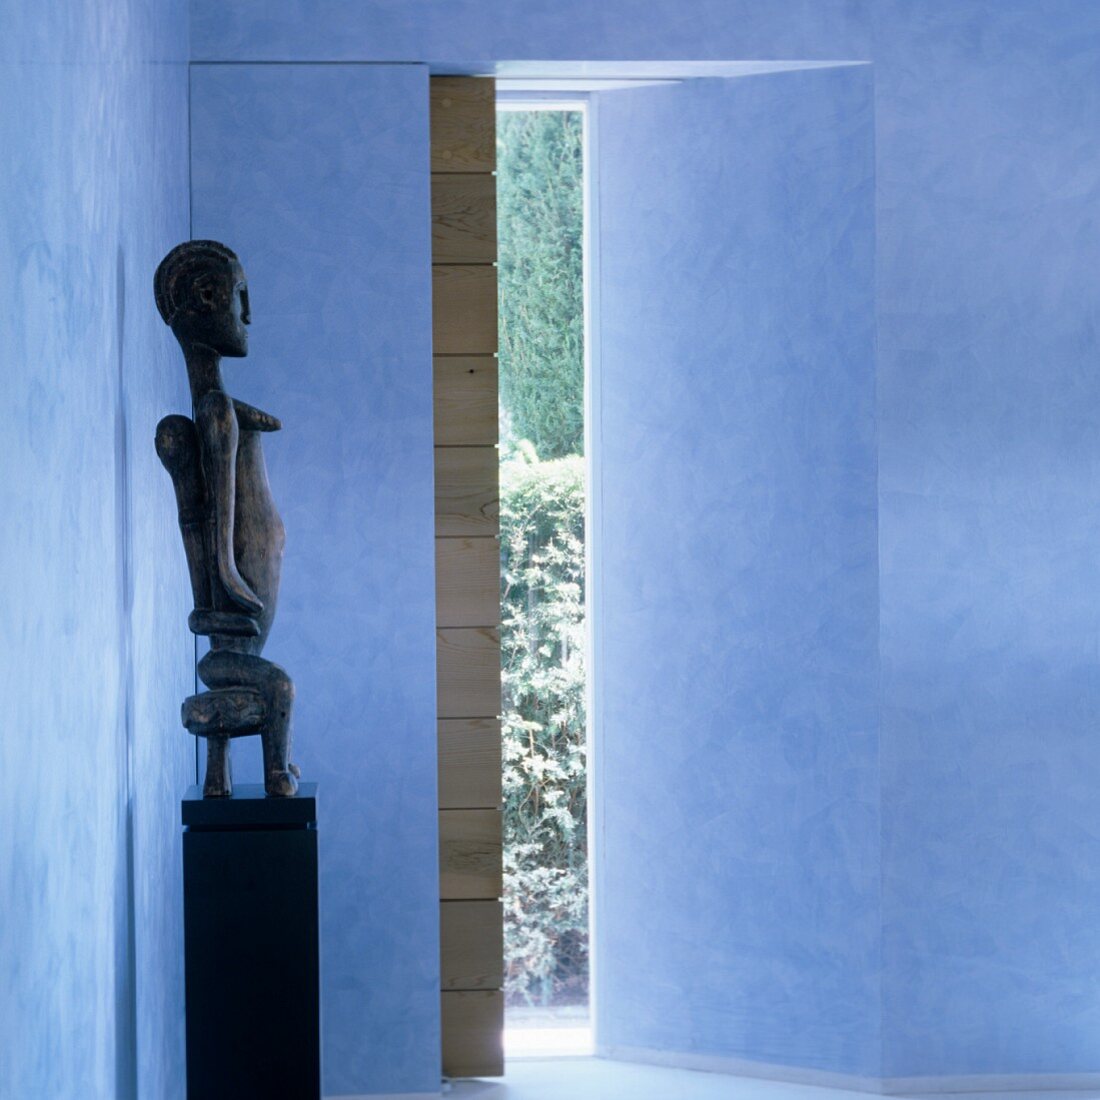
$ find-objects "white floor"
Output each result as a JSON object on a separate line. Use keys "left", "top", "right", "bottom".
{"left": 446, "top": 1062, "right": 1100, "bottom": 1100}
{"left": 448, "top": 1059, "right": 867, "bottom": 1100}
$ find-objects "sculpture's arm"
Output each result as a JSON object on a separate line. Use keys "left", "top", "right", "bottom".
{"left": 155, "top": 414, "right": 212, "bottom": 610}
{"left": 195, "top": 390, "right": 264, "bottom": 615}
{"left": 233, "top": 399, "right": 282, "bottom": 432}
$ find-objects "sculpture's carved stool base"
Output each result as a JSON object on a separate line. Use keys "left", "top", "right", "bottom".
{"left": 192, "top": 650, "right": 298, "bottom": 799}
{"left": 182, "top": 687, "right": 266, "bottom": 736}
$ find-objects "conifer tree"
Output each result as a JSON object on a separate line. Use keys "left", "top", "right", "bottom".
{"left": 497, "top": 111, "right": 585, "bottom": 459}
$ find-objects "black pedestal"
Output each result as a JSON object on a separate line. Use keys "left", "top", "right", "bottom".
{"left": 182, "top": 783, "right": 321, "bottom": 1100}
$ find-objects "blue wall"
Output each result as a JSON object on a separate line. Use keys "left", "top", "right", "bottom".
{"left": 594, "top": 67, "right": 879, "bottom": 1076}
{"left": 7, "top": 0, "right": 1100, "bottom": 1092}
{"left": 189, "top": 63, "right": 441, "bottom": 1098}
{"left": 189, "top": 0, "right": 870, "bottom": 65}
{"left": 0, "top": 2, "right": 192, "bottom": 1097}
{"left": 874, "top": 1, "right": 1100, "bottom": 1078}
{"left": 183, "top": 0, "right": 1100, "bottom": 1086}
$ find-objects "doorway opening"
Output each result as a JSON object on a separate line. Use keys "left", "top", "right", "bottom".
{"left": 496, "top": 100, "right": 593, "bottom": 1059}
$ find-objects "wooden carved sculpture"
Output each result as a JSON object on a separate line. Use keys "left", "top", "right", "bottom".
{"left": 154, "top": 240, "right": 298, "bottom": 798}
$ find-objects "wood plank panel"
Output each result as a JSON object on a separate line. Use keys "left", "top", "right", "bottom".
{"left": 436, "top": 537, "right": 500, "bottom": 629}
{"left": 440, "top": 809, "right": 502, "bottom": 899}
{"left": 438, "top": 718, "right": 502, "bottom": 809}
{"left": 437, "top": 627, "right": 501, "bottom": 719}
{"left": 433, "top": 356, "right": 498, "bottom": 446}
{"left": 433, "top": 265, "right": 498, "bottom": 354}
{"left": 430, "top": 77, "right": 496, "bottom": 173}
{"left": 435, "top": 446, "right": 499, "bottom": 537}
{"left": 442, "top": 991, "right": 504, "bottom": 1077}
{"left": 432, "top": 174, "right": 497, "bottom": 263}
{"left": 433, "top": 75, "right": 502, "bottom": 1081}
{"left": 441, "top": 901, "right": 504, "bottom": 990}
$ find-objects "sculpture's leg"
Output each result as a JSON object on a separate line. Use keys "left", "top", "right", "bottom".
{"left": 204, "top": 735, "right": 232, "bottom": 799}
{"left": 198, "top": 650, "right": 298, "bottom": 798}
{"left": 259, "top": 698, "right": 297, "bottom": 798}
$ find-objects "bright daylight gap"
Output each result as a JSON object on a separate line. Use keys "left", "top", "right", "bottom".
{"left": 496, "top": 101, "right": 592, "bottom": 1059}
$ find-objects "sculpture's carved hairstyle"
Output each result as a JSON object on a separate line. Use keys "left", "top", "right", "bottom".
{"left": 154, "top": 239, "right": 240, "bottom": 326}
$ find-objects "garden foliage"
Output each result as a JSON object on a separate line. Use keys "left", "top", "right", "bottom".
{"left": 500, "top": 446, "right": 587, "bottom": 1005}
{"left": 497, "top": 110, "right": 585, "bottom": 460}
{"left": 498, "top": 110, "right": 588, "bottom": 1007}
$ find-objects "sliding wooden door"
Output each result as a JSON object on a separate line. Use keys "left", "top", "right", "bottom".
{"left": 431, "top": 76, "right": 504, "bottom": 1079}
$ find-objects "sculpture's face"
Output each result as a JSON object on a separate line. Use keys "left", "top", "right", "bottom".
{"left": 219, "top": 262, "right": 251, "bottom": 358}
{"left": 173, "top": 259, "right": 251, "bottom": 358}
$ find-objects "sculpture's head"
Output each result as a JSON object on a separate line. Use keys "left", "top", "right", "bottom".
{"left": 154, "top": 240, "right": 250, "bottom": 358}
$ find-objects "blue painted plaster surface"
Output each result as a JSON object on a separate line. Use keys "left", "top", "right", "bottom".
{"left": 594, "top": 68, "right": 880, "bottom": 1076}
{"left": 189, "top": 63, "right": 440, "bottom": 1097}
{"left": 872, "top": 1, "right": 1100, "bottom": 1077}
{"left": 190, "top": 0, "right": 870, "bottom": 65}
{"left": 5, "top": 0, "right": 1098, "bottom": 1089}
{"left": 182, "top": 0, "right": 1100, "bottom": 1083}
{"left": 0, "top": 2, "right": 192, "bottom": 1097}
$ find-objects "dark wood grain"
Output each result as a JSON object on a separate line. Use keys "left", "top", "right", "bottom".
{"left": 432, "top": 174, "right": 497, "bottom": 263}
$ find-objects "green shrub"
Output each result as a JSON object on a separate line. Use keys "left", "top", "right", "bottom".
{"left": 500, "top": 447, "right": 588, "bottom": 1005}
